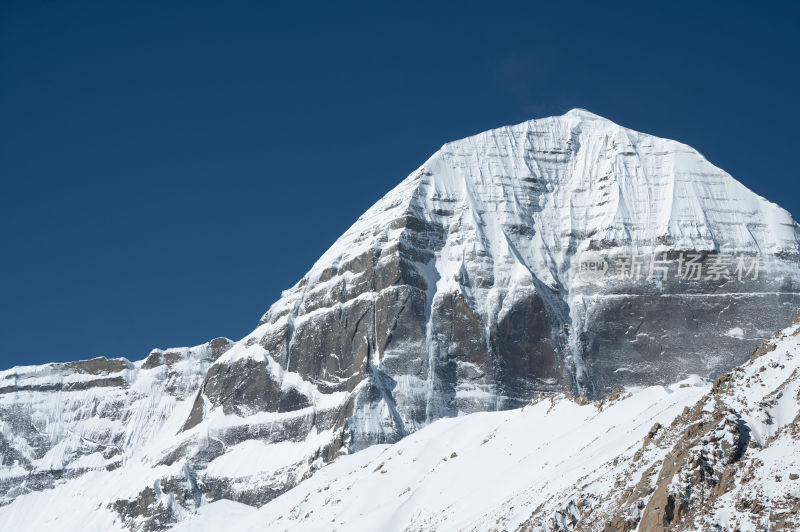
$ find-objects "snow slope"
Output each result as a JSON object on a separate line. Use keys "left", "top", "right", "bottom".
{"left": 6, "top": 311, "right": 796, "bottom": 531}
{"left": 0, "top": 368, "right": 711, "bottom": 531}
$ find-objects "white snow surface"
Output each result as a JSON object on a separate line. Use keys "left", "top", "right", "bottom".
{"left": 2, "top": 373, "right": 711, "bottom": 531}
{"left": 175, "top": 381, "right": 708, "bottom": 532}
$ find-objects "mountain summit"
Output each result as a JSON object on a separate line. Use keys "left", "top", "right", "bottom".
{"left": 198, "top": 108, "right": 800, "bottom": 441}
{"left": 2, "top": 111, "right": 799, "bottom": 529}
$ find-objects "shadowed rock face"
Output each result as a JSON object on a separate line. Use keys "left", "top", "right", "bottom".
{"left": 492, "top": 292, "right": 565, "bottom": 385}
{"left": 182, "top": 357, "right": 312, "bottom": 432}
{"left": 580, "top": 288, "right": 800, "bottom": 395}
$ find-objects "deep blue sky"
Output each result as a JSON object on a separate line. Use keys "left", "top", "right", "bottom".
{"left": 2, "top": 1, "right": 798, "bottom": 368}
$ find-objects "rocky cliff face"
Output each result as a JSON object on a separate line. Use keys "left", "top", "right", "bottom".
{"left": 1, "top": 110, "right": 799, "bottom": 529}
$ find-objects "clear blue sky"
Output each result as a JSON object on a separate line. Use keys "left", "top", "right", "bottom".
{"left": 1, "top": 1, "right": 798, "bottom": 368}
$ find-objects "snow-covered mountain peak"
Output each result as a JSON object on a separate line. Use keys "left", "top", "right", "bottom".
{"left": 2, "top": 113, "right": 800, "bottom": 531}
{"left": 305, "top": 109, "right": 798, "bottom": 291}
{"left": 271, "top": 111, "right": 799, "bottom": 344}
{"left": 561, "top": 107, "right": 607, "bottom": 120}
